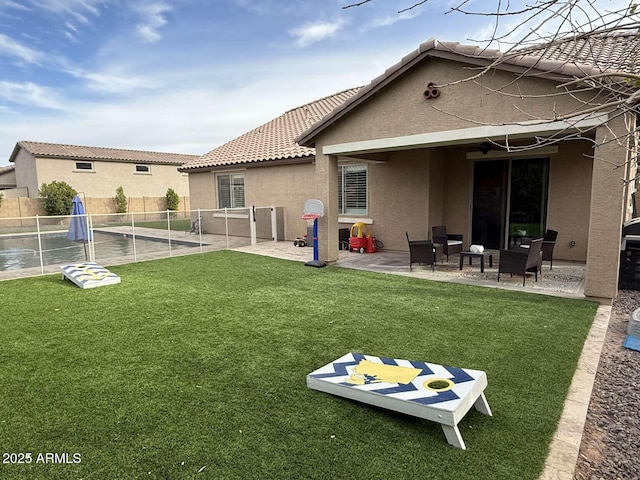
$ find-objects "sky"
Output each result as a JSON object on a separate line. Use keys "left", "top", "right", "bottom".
{"left": 0, "top": 0, "right": 626, "bottom": 166}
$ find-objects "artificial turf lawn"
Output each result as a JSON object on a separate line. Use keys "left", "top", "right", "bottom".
{"left": 0, "top": 250, "right": 597, "bottom": 479}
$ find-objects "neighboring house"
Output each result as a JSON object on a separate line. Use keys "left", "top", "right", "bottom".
{"left": 9, "top": 141, "right": 196, "bottom": 199}
{"left": 182, "top": 33, "right": 639, "bottom": 301}
{"left": 0, "top": 165, "right": 16, "bottom": 190}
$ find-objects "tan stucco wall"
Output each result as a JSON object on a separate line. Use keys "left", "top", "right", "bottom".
{"left": 441, "top": 151, "right": 471, "bottom": 244}
{"left": 13, "top": 149, "right": 38, "bottom": 197}
{"left": 361, "top": 149, "right": 431, "bottom": 250}
{"left": 547, "top": 141, "right": 593, "bottom": 262}
{"left": 187, "top": 162, "right": 315, "bottom": 241}
{"left": 14, "top": 152, "right": 189, "bottom": 198}
{"left": 313, "top": 60, "right": 596, "bottom": 146}
{"left": 246, "top": 162, "right": 315, "bottom": 240}
{"left": 0, "top": 168, "right": 16, "bottom": 188}
{"left": 584, "top": 115, "right": 629, "bottom": 299}
{"left": 187, "top": 170, "right": 216, "bottom": 212}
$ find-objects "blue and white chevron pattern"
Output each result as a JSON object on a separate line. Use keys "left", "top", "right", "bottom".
{"left": 61, "top": 262, "right": 121, "bottom": 289}
{"left": 308, "top": 352, "right": 483, "bottom": 411}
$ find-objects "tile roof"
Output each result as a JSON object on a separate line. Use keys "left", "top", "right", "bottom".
{"left": 297, "top": 32, "right": 639, "bottom": 147}
{"left": 0, "top": 165, "right": 15, "bottom": 174}
{"left": 179, "top": 88, "right": 362, "bottom": 171}
{"left": 514, "top": 31, "right": 639, "bottom": 74}
{"left": 10, "top": 141, "right": 198, "bottom": 165}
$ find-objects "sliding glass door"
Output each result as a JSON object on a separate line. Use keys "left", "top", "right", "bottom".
{"left": 472, "top": 158, "right": 549, "bottom": 249}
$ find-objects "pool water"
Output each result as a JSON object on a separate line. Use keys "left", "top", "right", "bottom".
{"left": 0, "top": 231, "right": 200, "bottom": 271}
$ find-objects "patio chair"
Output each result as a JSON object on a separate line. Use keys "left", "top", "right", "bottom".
{"left": 406, "top": 232, "right": 436, "bottom": 271}
{"left": 498, "top": 238, "right": 543, "bottom": 286}
{"left": 542, "top": 229, "right": 558, "bottom": 270}
{"left": 521, "top": 229, "right": 558, "bottom": 271}
{"left": 431, "top": 225, "right": 463, "bottom": 262}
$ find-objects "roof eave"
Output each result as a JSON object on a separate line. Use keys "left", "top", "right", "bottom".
{"left": 31, "top": 154, "right": 187, "bottom": 165}
{"left": 178, "top": 154, "right": 315, "bottom": 173}
{"left": 8, "top": 142, "right": 23, "bottom": 163}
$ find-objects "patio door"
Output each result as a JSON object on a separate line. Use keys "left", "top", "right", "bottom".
{"left": 472, "top": 158, "right": 549, "bottom": 249}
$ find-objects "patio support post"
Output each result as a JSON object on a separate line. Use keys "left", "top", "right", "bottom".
{"left": 584, "top": 115, "right": 629, "bottom": 299}
{"left": 315, "top": 152, "right": 339, "bottom": 264}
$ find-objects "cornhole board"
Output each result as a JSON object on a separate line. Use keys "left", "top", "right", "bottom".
{"left": 307, "top": 352, "right": 492, "bottom": 449}
{"left": 61, "top": 262, "right": 121, "bottom": 289}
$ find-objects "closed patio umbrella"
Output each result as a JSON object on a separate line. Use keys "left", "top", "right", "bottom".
{"left": 67, "top": 195, "right": 91, "bottom": 260}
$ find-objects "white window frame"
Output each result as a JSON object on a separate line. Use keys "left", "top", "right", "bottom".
{"left": 338, "top": 164, "right": 368, "bottom": 215}
{"left": 74, "top": 161, "right": 94, "bottom": 172}
{"left": 217, "top": 173, "right": 245, "bottom": 209}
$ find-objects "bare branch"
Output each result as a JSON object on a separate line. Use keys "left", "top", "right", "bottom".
{"left": 342, "top": 0, "right": 373, "bottom": 9}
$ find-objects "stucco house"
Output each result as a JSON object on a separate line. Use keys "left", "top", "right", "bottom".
{"left": 8, "top": 141, "right": 196, "bottom": 199}
{"left": 0, "top": 165, "right": 16, "bottom": 190}
{"left": 182, "top": 33, "right": 639, "bottom": 301}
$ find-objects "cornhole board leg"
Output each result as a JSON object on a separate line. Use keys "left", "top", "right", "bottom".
{"left": 474, "top": 392, "right": 492, "bottom": 416}
{"left": 442, "top": 425, "right": 466, "bottom": 450}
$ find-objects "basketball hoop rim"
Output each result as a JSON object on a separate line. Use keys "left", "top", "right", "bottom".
{"left": 302, "top": 213, "right": 322, "bottom": 220}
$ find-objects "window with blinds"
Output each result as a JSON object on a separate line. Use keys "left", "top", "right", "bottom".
{"left": 217, "top": 173, "right": 245, "bottom": 208}
{"left": 338, "top": 164, "right": 367, "bottom": 215}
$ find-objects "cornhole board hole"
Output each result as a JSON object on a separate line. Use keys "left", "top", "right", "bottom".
{"left": 307, "top": 352, "right": 492, "bottom": 449}
{"left": 61, "top": 262, "right": 121, "bottom": 289}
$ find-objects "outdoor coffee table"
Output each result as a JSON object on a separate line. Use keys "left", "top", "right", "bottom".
{"left": 459, "top": 251, "right": 493, "bottom": 273}
{"left": 307, "top": 352, "right": 492, "bottom": 449}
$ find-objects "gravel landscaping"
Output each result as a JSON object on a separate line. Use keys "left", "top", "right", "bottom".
{"left": 574, "top": 289, "right": 640, "bottom": 479}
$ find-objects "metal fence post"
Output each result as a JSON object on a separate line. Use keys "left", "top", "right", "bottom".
{"left": 249, "top": 205, "right": 257, "bottom": 245}
{"left": 131, "top": 212, "right": 137, "bottom": 262}
{"left": 36, "top": 215, "right": 44, "bottom": 274}
{"left": 224, "top": 208, "right": 229, "bottom": 250}
{"left": 197, "top": 208, "right": 203, "bottom": 252}
{"left": 166, "top": 210, "right": 172, "bottom": 257}
{"left": 271, "top": 207, "right": 278, "bottom": 241}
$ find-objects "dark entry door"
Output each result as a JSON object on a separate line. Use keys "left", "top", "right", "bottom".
{"left": 472, "top": 160, "right": 508, "bottom": 249}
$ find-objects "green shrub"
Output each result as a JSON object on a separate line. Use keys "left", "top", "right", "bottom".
{"left": 0, "top": 192, "right": 3, "bottom": 210}
{"left": 39, "top": 181, "right": 77, "bottom": 216}
{"left": 165, "top": 187, "right": 179, "bottom": 211}
{"left": 114, "top": 186, "right": 127, "bottom": 213}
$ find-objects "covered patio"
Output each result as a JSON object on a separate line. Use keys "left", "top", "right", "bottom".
{"left": 295, "top": 38, "right": 635, "bottom": 302}
{"left": 233, "top": 241, "right": 586, "bottom": 299}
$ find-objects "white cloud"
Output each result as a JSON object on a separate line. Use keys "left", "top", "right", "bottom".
{"left": 366, "top": 10, "right": 420, "bottom": 29}
{"left": 0, "top": 33, "right": 43, "bottom": 64}
{"left": 79, "top": 70, "right": 158, "bottom": 94}
{"left": 30, "top": 0, "right": 101, "bottom": 16}
{"left": 0, "top": 0, "right": 31, "bottom": 12}
{"left": 290, "top": 19, "right": 347, "bottom": 47}
{"left": 134, "top": 2, "right": 171, "bottom": 43}
{"left": 0, "top": 81, "right": 63, "bottom": 109}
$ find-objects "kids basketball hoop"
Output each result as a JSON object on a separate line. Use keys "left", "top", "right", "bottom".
{"left": 302, "top": 200, "right": 326, "bottom": 268}
{"left": 302, "top": 199, "right": 324, "bottom": 220}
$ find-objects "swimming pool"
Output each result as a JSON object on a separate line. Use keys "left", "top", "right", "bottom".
{"left": 0, "top": 231, "right": 201, "bottom": 272}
